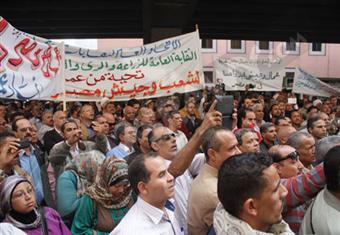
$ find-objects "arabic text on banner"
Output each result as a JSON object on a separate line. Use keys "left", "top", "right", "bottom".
{"left": 214, "top": 56, "right": 285, "bottom": 91}
{"left": 0, "top": 17, "right": 64, "bottom": 100}
{"left": 292, "top": 67, "right": 340, "bottom": 97}
{"left": 59, "top": 30, "right": 204, "bottom": 101}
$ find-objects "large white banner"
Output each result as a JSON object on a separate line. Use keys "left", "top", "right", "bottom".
{"left": 0, "top": 17, "right": 63, "bottom": 100}
{"left": 293, "top": 67, "right": 340, "bottom": 97}
{"left": 214, "top": 56, "right": 285, "bottom": 91}
{"left": 55, "top": 30, "right": 204, "bottom": 101}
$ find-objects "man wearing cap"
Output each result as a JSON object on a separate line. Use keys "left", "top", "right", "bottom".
{"left": 101, "top": 97, "right": 116, "bottom": 114}
{"left": 312, "top": 99, "right": 323, "bottom": 110}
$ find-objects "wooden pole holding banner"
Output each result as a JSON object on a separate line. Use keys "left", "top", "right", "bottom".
{"left": 61, "top": 42, "right": 67, "bottom": 112}
{"left": 63, "top": 99, "right": 66, "bottom": 112}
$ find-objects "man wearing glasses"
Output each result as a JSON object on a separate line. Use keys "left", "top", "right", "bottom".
{"left": 269, "top": 145, "right": 321, "bottom": 233}
{"left": 12, "top": 118, "right": 46, "bottom": 206}
{"left": 148, "top": 101, "right": 222, "bottom": 235}
{"left": 102, "top": 112, "right": 119, "bottom": 148}
{"left": 270, "top": 145, "right": 304, "bottom": 179}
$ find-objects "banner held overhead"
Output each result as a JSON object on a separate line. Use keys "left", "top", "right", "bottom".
{"left": 214, "top": 56, "right": 285, "bottom": 91}
{"left": 0, "top": 17, "right": 64, "bottom": 100}
{"left": 60, "top": 30, "right": 204, "bottom": 101}
{"left": 292, "top": 67, "right": 340, "bottom": 97}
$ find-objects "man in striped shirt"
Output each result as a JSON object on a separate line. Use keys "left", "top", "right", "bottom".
{"left": 270, "top": 144, "right": 325, "bottom": 233}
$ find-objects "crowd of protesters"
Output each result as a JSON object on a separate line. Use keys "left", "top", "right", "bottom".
{"left": 0, "top": 86, "right": 339, "bottom": 235}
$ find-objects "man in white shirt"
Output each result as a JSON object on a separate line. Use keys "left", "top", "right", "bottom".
{"left": 110, "top": 152, "right": 183, "bottom": 235}
{"left": 149, "top": 125, "right": 205, "bottom": 234}
{"left": 112, "top": 101, "right": 222, "bottom": 235}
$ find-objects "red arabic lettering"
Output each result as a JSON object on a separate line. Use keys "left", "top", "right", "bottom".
{"left": 0, "top": 44, "right": 8, "bottom": 67}
{"left": 0, "top": 18, "right": 8, "bottom": 33}
{"left": 66, "top": 88, "right": 102, "bottom": 97}
{"left": 8, "top": 38, "right": 42, "bottom": 67}
{"left": 41, "top": 46, "right": 61, "bottom": 78}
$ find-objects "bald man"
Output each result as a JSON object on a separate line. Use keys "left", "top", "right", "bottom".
{"left": 277, "top": 126, "right": 296, "bottom": 144}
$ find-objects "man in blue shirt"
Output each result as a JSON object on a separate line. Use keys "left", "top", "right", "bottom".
{"left": 13, "top": 118, "right": 45, "bottom": 204}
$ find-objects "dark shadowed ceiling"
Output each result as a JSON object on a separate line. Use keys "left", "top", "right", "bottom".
{"left": 2, "top": 0, "right": 340, "bottom": 43}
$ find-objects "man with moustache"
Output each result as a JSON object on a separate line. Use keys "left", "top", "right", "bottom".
{"left": 49, "top": 119, "right": 107, "bottom": 182}
{"left": 269, "top": 145, "right": 307, "bottom": 233}
{"left": 12, "top": 118, "right": 46, "bottom": 205}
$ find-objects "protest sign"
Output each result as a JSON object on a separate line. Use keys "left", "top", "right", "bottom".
{"left": 214, "top": 56, "right": 285, "bottom": 91}
{"left": 58, "top": 30, "right": 204, "bottom": 101}
{"left": 0, "top": 17, "right": 63, "bottom": 100}
{"left": 292, "top": 68, "right": 340, "bottom": 97}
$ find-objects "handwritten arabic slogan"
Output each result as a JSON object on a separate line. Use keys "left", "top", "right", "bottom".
{"left": 214, "top": 57, "right": 285, "bottom": 91}
{"left": 60, "top": 30, "right": 203, "bottom": 101}
{"left": 293, "top": 68, "right": 340, "bottom": 97}
{"left": 0, "top": 17, "right": 63, "bottom": 100}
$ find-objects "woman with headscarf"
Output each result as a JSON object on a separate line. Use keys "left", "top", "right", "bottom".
{"left": 71, "top": 157, "right": 133, "bottom": 235}
{"left": 56, "top": 150, "right": 105, "bottom": 227}
{"left": 0, "top": 175, "right": 71, "bottom": 235}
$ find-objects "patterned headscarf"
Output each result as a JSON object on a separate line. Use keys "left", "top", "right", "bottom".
{"left": 86, "top": 157, "right": 132, "bottom": 209}
{"left": 65, "top": 150, "right": 105, "bottom": 197}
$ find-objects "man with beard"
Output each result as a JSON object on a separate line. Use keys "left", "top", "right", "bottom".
{"left": 270, "top": 103, "right": 282, "bottom": 123}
